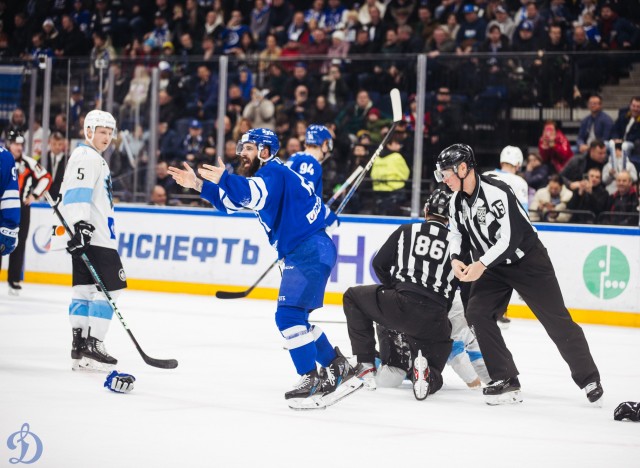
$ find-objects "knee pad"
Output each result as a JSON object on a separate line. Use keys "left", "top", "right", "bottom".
{"left": 275, "top": 306, "right": 313, "bottom": 350}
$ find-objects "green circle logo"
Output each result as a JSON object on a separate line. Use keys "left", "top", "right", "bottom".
{"left": 583, "top": 246, "right": 630, "bottom": 299}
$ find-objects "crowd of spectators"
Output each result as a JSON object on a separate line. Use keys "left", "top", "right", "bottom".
{"left": 0, "top": 0, "right": 639, "bottom": 223}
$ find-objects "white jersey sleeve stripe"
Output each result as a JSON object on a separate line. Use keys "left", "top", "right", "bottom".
{"left": 1, "top": 189, "right": 19, "bottom": 200}
{"left": 63, "top": 187, "right": 94, "bottom": 205}
{"left": 245, "top": 177, "right": 268, "bottom": 211}
{"left": 0, "top": 199, "right": 20, "bottom": 209}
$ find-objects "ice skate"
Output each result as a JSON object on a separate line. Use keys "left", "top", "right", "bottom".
{"left": 82, "top": 330, "right": 117, "bottom": 365}
{"left": 354, "top": 362, "right": 377, "bottom": 390}
{"left": 497, "top": 315, "right": 511, "bottom": 330}
{"left": 412, "top": 350, "right": 430, "bottom": 401}
{"left": 72, "top": 356, "right": 114, "bottom": 372}
{"left": 8, "top": 281, "right": 21, "bottom": 296}
{"left": 483, "top": 377, "right": 523, "bottom": 405}
{"left": 285, "top": 369, "right": 326, "bottom": 410}
{"left": 319, "top": 347, "right": 363, "bottom": 406}
{"left": 585, "top": 381, "right": 604, "bottom": 407}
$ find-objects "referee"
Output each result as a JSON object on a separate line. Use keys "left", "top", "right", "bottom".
{"left": 343, "top": 189, "right": 456, "bottom": 400}
{"left": 434, "top": 143, "right": 603, "bottom": 405}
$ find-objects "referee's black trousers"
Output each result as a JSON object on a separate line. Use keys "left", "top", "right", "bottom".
{"left": 343, "top": 284, "right": 452, "bottom": 395}
{"left": 466, "top": 240, "right": 600, "bottom": 388}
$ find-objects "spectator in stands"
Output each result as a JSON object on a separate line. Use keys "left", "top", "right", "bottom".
{"left": 538, "top": 120, "right": 573, "bottom": 173}
{"left": 570, "top": 26, "right": 604, "bottom": 103}
{"left": 511, "top": 19, "right": 539, "bottom": 52}
{"left": 242, "top": 88, "right": 275, "bottom": 130}
{"left": 365, "top": 108, "right": 391, "bottom": 145}
{"left": 309, "top": 95, "right": 337, "bottom": 127}
{"left": 603, "top": 170, "right": 639, "bottom": 226}
{"left": 221, "top": 10, "right": 250, "bottom": 54}
{"left": 283, "top": 10, "right": 310, "bottom": 57}
{"left": 325, "top": 30, "right": 350, "bottom": 72}
{"left": 523, "top": 151, "right": 550, "bottom": 205}
{"left": 232, "top": 118, "right": 253, "bottom": 143}
{"left": 147, "top": 11, "right": 172, "bottom": 50}
{"left": 478, "top": 24, "right": 511, "bottom": 89}
{"left": 530, "top": 174, "right": 573, "bottom": 222}
{"left": 158, "top": 121, "right": 181, "bottom": 164}
{"left": 538, "top": 23, "right": 571, "bottom": 107}
{"left": 320, "top": 0, "right": 348, "bottom": 32}
{"left": 598, "top": 3, "right": 639, "bottom": 52}
{"left": 576, "top": 95, "right": 614, "bottom": 154}
{"left": 180, "top": 119, "right": 206, "bottom": 164}
{"left": 488, "top": 4, "right": 516, "bottom": 42}
{"left": 89, "top": 31, "right": 116, "bottom": 80}
{"left": 178, "top": 32, "right": 203, "bottom": 76}
{"left": 302, "top": 29, "right": 330, "bottom": 73}
{"left": 54, "top": 14, "right": 88, "bottom": 58}
{"left": 282, "top": 136, "right": 302, "bottom": 160}
{"left": 193, "top": 65, "right": 218, "bottom": 120}
{"left": 52, "top": 113, "right": 68, "bottom": 137}
{"left": 9, "top": 13, "right": 30, "bottom": 57}
{"left": 268, "top": 0, "right": 294, "bottom": 46}
{"left": 4, "top": 108, "right": 27, "bottom": 138}
{"left": 456, "top": 4, "right": 487, "bottom": 53}
{"left": 336, "top": 90, "right": 373, "bottom": 141}
{"left": 26, "top": 32, "right": 53, "bottom": 63}
{"left": 603, "top": 140, "right": 638, "bottom": 194}
{"left": 358, "top": 0, "right": 386, "bottom": 25}
{"left": 304, "top": 0, "right": 324, "bottom": 24}
{"left": 251, "top": 0, "right": 271, "bottom": 47}
{"left": 561, "top": 140, "right": 607, "bottom": 189}
{"left": 413, "top": 5, "right": 437, "bottom": 44}
{"left": 366, "top": 5, "right": 387, "bottom": 53}
{"left": 149, "top": 185, "right": 168, "bottom": 206}
{"left": 222, "top": 139, "right": 241, "bottom": 174}
{"left": 90, "top": 0, "right": 114, "bottom": 37}
{"left": 371, "top": 136, "right": 410, "bottom": 216}
{"left": 428, "top": 87, "right": 460, "bottom": 155}
{"left": 566, "top": 167, "right": 609, "bottom": 223}
{"left": 156, "top": 160, "right": 177, "bottom": 196}
{"left": 258, "top": 34, "right": 282, "bottom": 73}
{"left": 284, "top": 62, "right": 318, "bottom": 101}
{"left": 71, "top": 0, "right": 91, "bottom": 38}
{"left": 347, "top": 29, "right": 374, "bottom": 89}
{"left": 611, "top": 96, "right": 640, "bottom": 162}
{"left": 321, "top": 64, "right": 349, "bottom": 110}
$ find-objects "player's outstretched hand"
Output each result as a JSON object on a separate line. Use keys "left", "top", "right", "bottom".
{"left": 168, "top": 162, "right": 199, "bottom": 190}
{"left": 614, "top": 401, "right": 640, "bottom": 421}
{"left": 104, "top": 370, "right": 136, "bottom": 394}
{"left": 199, "top": 157, "right": 225, "bottom": 184}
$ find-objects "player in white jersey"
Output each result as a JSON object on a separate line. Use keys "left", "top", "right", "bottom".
{"left": 484, "top": 146, "right": 529, "bottom": 212}
{"left": 56, "top": 110, "right": 127, "bottom": 371}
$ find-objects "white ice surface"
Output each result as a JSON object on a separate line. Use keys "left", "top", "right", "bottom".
{"left": 1, "top": 284, "right": 639, "bottom": 468}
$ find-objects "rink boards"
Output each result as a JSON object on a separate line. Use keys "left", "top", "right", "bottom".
{"left": 12, "top": 203, "right": 640, "bottom": 327}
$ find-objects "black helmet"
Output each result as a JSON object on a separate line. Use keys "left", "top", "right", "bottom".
{"left": 424, "top": 188, "right": 451, "bottom": 220}
{"left": 434, "top": 143, "right": 475, "bottom": 182}
{"left": 6, "top": 129, "right": 25, "bottom": 145}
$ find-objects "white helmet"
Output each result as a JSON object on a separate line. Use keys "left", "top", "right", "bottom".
{"left": 84, "top": 110, "right": 117, "bottom": 142}
{"left": 500, "top": 145, "right": 523, "bottom": 167}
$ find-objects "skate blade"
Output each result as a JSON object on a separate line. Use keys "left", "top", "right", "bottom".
{"left": 287, "top": 395, "right": 327, "bottom": 411}
{"left": 588, "top": 396, "right": 604, "bottom": 408}
{"left": 321, "top": 376, "right": 364, "bottom": 407}
{"left": 72, "top": 357, "right": 114, "bottom": 373}
{"left": 485, "top": 390, "right": 523, "bottom": 405}
{"left": 360, "top": 378, "right": 377, "bottom": 391}
{"left": 413, "top": 355, "right": 429, "bottom": 401}
{"left": 8, "top": 288, "right": 19, "bottom": 296}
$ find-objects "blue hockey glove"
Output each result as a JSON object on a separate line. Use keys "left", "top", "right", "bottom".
{"left": 614, "top": 401, "right": 640, "bottom": 421}
{"left": 66, "top": 221, "right": 95, "bottom": 257}
{"left": 104, "top": 370, "right": 136, "bottom": 393}
{"left": 0, "top": 226, "right": 18, "bottom": 255}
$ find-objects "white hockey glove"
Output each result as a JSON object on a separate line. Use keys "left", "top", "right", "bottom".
{"left": 104, "top": 370, "right": 136, "bottom": 393}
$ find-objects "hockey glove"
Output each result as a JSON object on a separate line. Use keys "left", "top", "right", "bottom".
{"left": 0, "top": 227, "right": 19, "bottom": 255}
{"left": 66, "top": 221, "right": 95, "bottom": 257}
{"left": 614, "top": 401, "right": 640, "bottom": 421}
{"left": 104, "top": 370, "right": 136, "bottom": 393}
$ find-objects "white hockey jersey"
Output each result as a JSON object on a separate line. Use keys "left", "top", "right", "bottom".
{"left": 52, "top": 143, "right": 117, "bottom": 250}
{"left": 483, "top": 169, "right": 529, "bottom": 212}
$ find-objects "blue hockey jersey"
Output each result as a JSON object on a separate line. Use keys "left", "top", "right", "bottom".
{"left": 285, "top": 152, "right": 323, "bottom": 195}
{"left": 200, "top": 158, "right": 326, "bottom": 258}
{"left": 0, "top": 147, "right": 20, "bottom": 229}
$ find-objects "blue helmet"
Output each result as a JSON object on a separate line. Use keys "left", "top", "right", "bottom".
{"left": 305, "top": 124, "right": 333, "bottom": 152}
{"left": 236, "top": 128, "right": 280, "bottom": 160}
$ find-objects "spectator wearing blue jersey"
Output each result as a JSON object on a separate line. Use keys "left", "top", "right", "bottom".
{"left": 221, "top": 10, "right": 250, "bottom": 54}
{"left": 0, "top": 146, "right": 20, "bottom": 256}
{"left": 168, "top": 128, "right": 363, "bottom": 410}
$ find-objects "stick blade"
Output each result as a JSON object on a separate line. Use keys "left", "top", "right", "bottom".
{"left": 143, "top": 356, "right": 179, "bottom": 369}
{"left": 215, "top": 290, "right": 249, "bottom": 299}
{"left": 390, "top": 88, "right": 402, "bottom": 122}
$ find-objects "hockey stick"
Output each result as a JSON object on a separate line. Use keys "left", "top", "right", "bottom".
{"left": 335, "top": 88, "right": 403, "bottom": 215}
{"left": 215, "top": 164, "right": 366, "bottom": 299}
{"left": 44, "top": 192, "right": 178, "bottom": 369}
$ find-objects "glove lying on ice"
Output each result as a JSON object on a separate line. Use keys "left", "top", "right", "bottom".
{"left": 104, "top": 370, "right": 136, "bottom": 393}
{"left": 66, "top": 221, "right": 95, "bottom": 256}
{"left": 614, "top": 401, "right": 640, "bottom": 421}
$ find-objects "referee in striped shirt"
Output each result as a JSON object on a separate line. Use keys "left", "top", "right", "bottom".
{"left": 434, "top": 143, "right": 603, "bottom": 406}
{"left": 343, "top": 189, "right": 456, "bottom": 400}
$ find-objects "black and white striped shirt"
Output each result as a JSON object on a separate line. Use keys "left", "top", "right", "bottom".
{"left": 449, "top": 173, "right": 538, "bottom": 268}
{"left": 373, "top": 219, "right": 455, "bottom": 304}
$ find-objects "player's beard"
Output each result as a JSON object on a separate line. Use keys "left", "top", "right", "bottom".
{"left": 237, "top": 155, "right": 261, "bottom": 177}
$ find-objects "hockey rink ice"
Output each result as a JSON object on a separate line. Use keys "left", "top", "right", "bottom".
{"left": 1, "top": 284, "right": 639, "bottom": 467}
